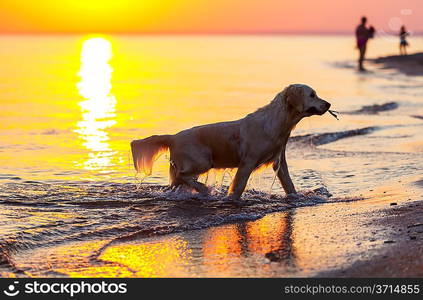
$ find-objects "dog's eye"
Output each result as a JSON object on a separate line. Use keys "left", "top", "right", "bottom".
{"left": 310, "top": 92, "right": 316, "bottom": 98}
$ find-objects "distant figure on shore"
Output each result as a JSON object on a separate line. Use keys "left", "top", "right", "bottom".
{"left": 355, "top": 16, "right": 375, "bottom": 71}
{"left": 399, "top": 26, "right": 409, "bottom": 55}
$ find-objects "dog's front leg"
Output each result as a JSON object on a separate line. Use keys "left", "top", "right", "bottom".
{"left": 275, "top": 149, "right": 297, "bottom": 195}
{"left": 227, "top": 161, "right": 255, "bottom": 201}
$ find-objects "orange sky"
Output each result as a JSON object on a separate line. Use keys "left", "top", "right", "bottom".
{"left": 0, "top": 0, "right": 422, "bottom": 34}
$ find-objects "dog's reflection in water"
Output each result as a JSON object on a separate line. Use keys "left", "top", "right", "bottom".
{"left": 98, "top": 211, "right": 295, "bottom": 277}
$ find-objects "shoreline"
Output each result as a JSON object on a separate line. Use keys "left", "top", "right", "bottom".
{"left": 372, "top": 52, "right": 423, "bottom": 76}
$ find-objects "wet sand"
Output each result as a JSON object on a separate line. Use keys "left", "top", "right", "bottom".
{"left": 339, "top": 179, "right": 423, "bottom": 277}
{"left": 322, "top": 199, "right": 423, "bottom": 277}
{"left": 372, "top": 52, "right": 423, "bottom": 76}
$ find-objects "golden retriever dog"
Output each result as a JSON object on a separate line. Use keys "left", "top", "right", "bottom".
{"left": 131, "top": 84, "right": 331, "bottom": 201}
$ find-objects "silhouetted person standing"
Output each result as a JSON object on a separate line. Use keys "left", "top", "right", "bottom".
{"left": 399, "top": 25, "right": 409, "bottom": 55}
{"left": 355, "top": 16, "right": 374, "bottom": 71}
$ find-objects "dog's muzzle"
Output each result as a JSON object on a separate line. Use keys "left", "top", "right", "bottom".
{"left": 305, "top": 101, "right": 331, "bottom": 116}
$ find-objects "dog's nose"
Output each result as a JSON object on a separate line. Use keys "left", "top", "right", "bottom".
{"left": 324, "top": 102, "right": 331, "bottom": 110}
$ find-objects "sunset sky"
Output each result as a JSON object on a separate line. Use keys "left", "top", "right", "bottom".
{"left": 0, "top": 0, "right": 422, "bottom": 34}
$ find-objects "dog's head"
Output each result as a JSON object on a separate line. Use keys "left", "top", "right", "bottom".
{"left": 284, "top": 84, "right": 331, "bottom": 117}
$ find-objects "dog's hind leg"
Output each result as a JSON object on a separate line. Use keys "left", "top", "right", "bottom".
{"left": 169, "top": 148, "right": 213, "bottom": 194}
{"left": 169, "top": 163, "right": 180, "bottom": 187}
{"left": 181, "top": 176, "right": 209, "bottom": 194}
{"left": 166, "top": 163, "right": 186, "bottom": 192}
{"left": 169, "top": 163, "right": 209, "bottom": 194}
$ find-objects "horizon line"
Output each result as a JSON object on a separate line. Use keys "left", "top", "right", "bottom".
{"left": 1, "top": 30, "right": 422, "bottom": 36}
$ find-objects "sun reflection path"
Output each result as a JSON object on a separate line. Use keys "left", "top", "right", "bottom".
{"left": 75, "top": 37, "right": 117, "bottom": 171}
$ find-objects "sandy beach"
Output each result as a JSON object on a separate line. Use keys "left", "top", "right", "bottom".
{"left": 323, "top": 200, "right": 423, "bottom": 277}
{"left": 372, "top": 52, "right": 423, "bottom": 76}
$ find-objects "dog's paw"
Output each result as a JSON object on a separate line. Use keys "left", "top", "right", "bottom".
{"left": 222, "top": 195, "right": 245, "bottom": 205}
{"left": 286, "top": 193, "right": 300, "bottom": 200}
{"left": 222, "top": 195, "right": 235, "bottom": 202}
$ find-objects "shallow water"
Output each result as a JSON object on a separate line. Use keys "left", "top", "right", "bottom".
{"left": 7, "top": 180, "right": 421, "bottom": 277}
{"left": 1, "top": 35, "right": 423, "bottom": 277}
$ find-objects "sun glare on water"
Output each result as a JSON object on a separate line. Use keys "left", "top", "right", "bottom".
{"left": 75, "top": 37, "right": 117, "bottom": 171}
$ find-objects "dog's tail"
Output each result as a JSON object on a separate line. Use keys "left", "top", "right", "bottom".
{"left": 130, "top": 135, "right": 172, "bottom": 175}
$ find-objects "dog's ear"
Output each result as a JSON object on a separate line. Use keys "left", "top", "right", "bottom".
{"left": 284, "top": 85, "right": 304, "bottom": 113}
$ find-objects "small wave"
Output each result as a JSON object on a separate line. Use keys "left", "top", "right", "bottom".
{"left": 0, "top": 174, "right": 21, "bottom": 181}
{"left": 414, "top": 178, "right": 423, "bottom": 188}
{"left": 290, "top": 127, "right": 378, "bottom": 146}
{"left": 343, "top": 102, "right": 399, "bottom": 115}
